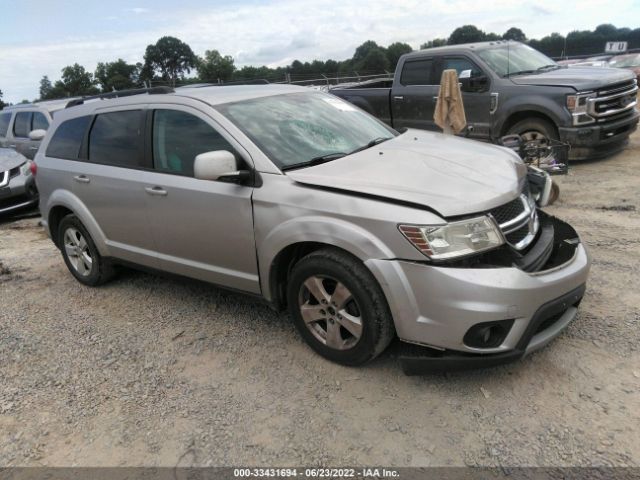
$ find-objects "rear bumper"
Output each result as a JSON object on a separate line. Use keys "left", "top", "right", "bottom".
{"left": 399, "top": 284, "right": 585, "bottom": 374}
{"left": 558, "top": 109, "right": 639, "bottom": 160}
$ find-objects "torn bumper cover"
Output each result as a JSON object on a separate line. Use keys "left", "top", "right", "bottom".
{"left": 365, "top": 214, "right": 590, "bottom": 375}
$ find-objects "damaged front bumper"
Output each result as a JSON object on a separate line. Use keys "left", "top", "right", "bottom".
{"left": 365, "top": 213, "right": 590, "bottom": 374}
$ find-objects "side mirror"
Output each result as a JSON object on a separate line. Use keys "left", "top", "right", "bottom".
{"left": 29, "top": 129, "right": 46, "bottom": 141}
{"left": 460, "top": 74, "right": 488, "bottom": 93}
{"left": 193, "top": 150, "right": 250, "bottom": 184}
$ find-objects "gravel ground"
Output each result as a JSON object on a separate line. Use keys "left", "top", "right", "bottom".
{"left": 0, "top": 131, "right": 639, "bottom": 468}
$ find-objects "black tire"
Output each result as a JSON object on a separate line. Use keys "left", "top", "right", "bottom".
{"left": 58, "top": 214, "right": 114, "bottom": 286}
{"left": 506, "top": 117, "right": 559, "bottom": 146}
{"left": 287, "top": 248, "right": 395, "bottom": 366}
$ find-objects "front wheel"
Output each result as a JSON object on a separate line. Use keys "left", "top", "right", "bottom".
{"left": 286, "top": 249, "right": 395, "bottom": 366}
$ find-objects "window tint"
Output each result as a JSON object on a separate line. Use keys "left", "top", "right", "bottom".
{"left": 89, "top": 110, "right": 144, "bottom": 167}
{"left": 0, "top": 112, "right": 11, "bottom": 137}
{"left": 439, "top": 57, "right": 484, "bottom": 78}
{"left": 400, "top": 59, "right": 434, "bottom": 85}
{"left": 152, "top": 109, "right": 235, "bottom": 176}
{"left": 46, "top": 115, "right": 92, "bottom": 160}
{"left": 32, "top": 112, "right": 49, "bottom": 131}
{"left": 13, "top": 112, "right": 32, "bottom": 137}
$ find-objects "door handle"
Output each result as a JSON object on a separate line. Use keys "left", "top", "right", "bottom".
{"left": 73, "top": 175, "right": 90, "bottom": 184}
{"left": 144, "top": 186, "right": 168, "bottom": 196}
{"left": 432, "top": 96, "right": 439, "bottom": 102}
{"left": 29, "top": 146, "right": 39, "bottom": 151}
{"left": 393, "top": 96, "right": 404, "bottom": 100}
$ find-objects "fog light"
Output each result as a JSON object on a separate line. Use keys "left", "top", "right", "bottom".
{"left": 463, "top": 319, "right": 514, "bottom": 349}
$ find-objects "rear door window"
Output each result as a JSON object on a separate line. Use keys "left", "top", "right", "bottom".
{"left": 89, "top": 110, "right": 145, "bottom": 168}
{"left": 152, "top": 109, "right": 236, "bottom": 177}
{"left": 32, "top": 112, "right": 50, "bottom": 131}
{"left": 0, "top": 112, "right": 11, "bottom": 137}
{"left": 45, "top": 116, "right": 92, "bottom": 160}
{"left": 13, "top": 112, "right": 33, "bottom": 137}
{"left": 400, "top": 59, "right": 434, "bottom": 86}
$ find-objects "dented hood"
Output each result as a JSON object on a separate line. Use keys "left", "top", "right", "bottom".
{"left": 286, "top": 129, "right": 527, "bottom": 218}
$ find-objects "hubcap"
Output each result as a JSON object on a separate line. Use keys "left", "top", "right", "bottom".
{"left": 63, "top": 227, "right": 93, "bottom": 277}
{"left": 298, "top": 275, "right": 363, "bottom": 350}
{"left": 520, "top": 130, "right": 549, "bottom": 148}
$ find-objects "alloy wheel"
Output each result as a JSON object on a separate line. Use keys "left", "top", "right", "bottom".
{"left": 63, "top": 227, "right": 93, "bottom": 277}
{"left": 298, "top": 275, "right": 363, "bottom": 350}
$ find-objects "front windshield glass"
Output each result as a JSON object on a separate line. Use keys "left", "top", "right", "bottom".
{"left": 216, "top": 92, "right": 396, "bottom": 169}
{"left": 477, "top": 43, "right": 559, "bottom": 77}
{"left": 609, "top": 54, "right": 640, "bottom": 68}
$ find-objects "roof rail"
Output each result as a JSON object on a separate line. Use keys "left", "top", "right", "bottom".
{"left": 178, "top": 79, "right": 271, "bottom": 88}
{"left": 65, "top": 86, "right": 174, "bottom": 108}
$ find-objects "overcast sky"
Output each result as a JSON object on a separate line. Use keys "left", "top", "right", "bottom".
{"left": 1, "top": 0, "right": 638, "bottom": 103}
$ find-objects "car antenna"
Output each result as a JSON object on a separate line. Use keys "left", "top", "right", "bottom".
{"left": 507, "top": 40, "right": 510, "bottom": 77}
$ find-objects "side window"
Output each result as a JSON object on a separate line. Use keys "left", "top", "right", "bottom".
{"left": 13, "top": 112, "right": 33, "bottom": 138}
{"left": 89, "top": 110, "right": 144, "bottom": 168}
{"left": 152, "top": 109, "right": 236, "bottom": 177}
{"left": 400, "top": 59, "right": 434, "bottom": 86}
{"left": 45, "top": 116, "right": 92, "bottom": 160}
{"left": 32, "top": 112, "right": 50, "bottom": 131}
{"left": 440, "top": 57, "right": 484, "bottom": 78}
{"left": 0, "top": 112, "right": 11, "bottom": 137}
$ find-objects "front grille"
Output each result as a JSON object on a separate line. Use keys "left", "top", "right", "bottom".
{"left": 589, "top": 79, "right": 638, "bottom": 120}
{"left": 488, "top": 194, "right": 539, "bottom": 251}
{"left": 489, "top": 197, "right": 524, "bottom": 225}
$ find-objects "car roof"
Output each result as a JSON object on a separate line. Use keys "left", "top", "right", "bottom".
{"left": 2, "top": 97, "right": 80, "bottom": 113}
{"left": 408, "top": 40, "right": 524, "bottom": 59}
{"left": 49, "top": 84, "right": 311, "bottom": 121}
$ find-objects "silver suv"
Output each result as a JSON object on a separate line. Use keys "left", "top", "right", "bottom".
{"left": 0, "top": 99, "right": 71, "bottom": 159}
{"left": 35, "top": 85, "right": 590, "bottom": 372}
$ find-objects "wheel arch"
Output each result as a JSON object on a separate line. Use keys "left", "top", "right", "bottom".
{"left": 499, "top": 110, "right": 560, "bottom": 138}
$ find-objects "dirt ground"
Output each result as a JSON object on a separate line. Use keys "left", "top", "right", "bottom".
{"left": 0, "top": 131, "right": 639, "bottom": 469}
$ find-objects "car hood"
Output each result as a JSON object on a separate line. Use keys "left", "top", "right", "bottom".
{"left": 510, "top": 66, "right": 634, "bottom": 90}
{"left": 286, "top": 130, "right": 527, "bottom": 218}
{"left": 0, "top": 148, "right": 27, "bottom": 171}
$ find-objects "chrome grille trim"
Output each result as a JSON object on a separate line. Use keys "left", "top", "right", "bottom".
{"left": 492, "top": 195, "right": 539, "bottom": 251}
{"left": 0, "top": 170, "right": 9, "bottom": 188}
{"left": 588, "top": 82, "right": 638, "bottom": 119}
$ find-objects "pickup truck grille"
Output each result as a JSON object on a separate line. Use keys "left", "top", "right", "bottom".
{"left": 489, "top": 195, "right": 539, "bottom": 251}
{"left": 589, "top": 79, "right": 638, "bottom": 121}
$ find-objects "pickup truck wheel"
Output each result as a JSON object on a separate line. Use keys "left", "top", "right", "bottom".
{"left": 58, "top": 214, "right": 114, "bottom": 287}
{"left": 506, "top": 118, "right": 558, "bottom": 147}
{"left": 287, "top": 249, "right": 395, "bottom": 366}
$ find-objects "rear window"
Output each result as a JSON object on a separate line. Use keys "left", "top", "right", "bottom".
{"left": 13, "top": 112, "right": 32, "bottom": 137}
{"left": 46, "top": 116, "right": 92, "bottom": 160}
{"left": 89, "top": 110, "right": 144, "bottom": 168}
{"left": 33, "top": 112, "right": 50, "bottom": 131}
{"left": 0, "top": 112, "right": 11, "bottom": 137}
{"left": 400, "top": 59, "right": 434, "bottom": 86}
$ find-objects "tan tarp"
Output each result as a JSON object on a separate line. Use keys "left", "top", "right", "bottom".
{"left": 434, "top": 69, "right": 467, "bottom": 135}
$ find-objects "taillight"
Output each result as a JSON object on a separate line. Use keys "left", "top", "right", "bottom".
{"left": 30, "top": 161, "right": 37, "bottom": 176}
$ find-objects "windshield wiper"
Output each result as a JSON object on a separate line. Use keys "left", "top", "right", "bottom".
{"left": 348, "top": 137, "right": 391, "bottom": 155}
{"left": 536, "top": 64, "right": 560, "bottom": 72}
{"left": 503, "top": 69, "right": 537, "bottom": 78}
{"left": 281, "top": 152, "right": 347, "bottom": 171}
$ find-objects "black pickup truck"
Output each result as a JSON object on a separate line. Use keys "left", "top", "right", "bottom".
{"left": 331, "top": 41, "right": 639, "bottom": 160}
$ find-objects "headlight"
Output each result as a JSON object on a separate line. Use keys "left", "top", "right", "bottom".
{"left": 399, "top": 216, "right": 504, "bottom": 260}
{"left": 20, "top": 161, "right": 33, "bottom": 176}
{"left": 566, "top": 92, "right": 596, "bottom": 125}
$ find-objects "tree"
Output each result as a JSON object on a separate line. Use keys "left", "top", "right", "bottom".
{"left": 503, "top": 27, "right": 527, "bottom": 42}
{"left": 448, "top": 25, "right": 486, "bottom": 45}
{"left": 0, "top": 89, "right": 5, "bottom": 109}
{"left": 356, "top": 48, "right": 390, "bottom": 73}
{"left": 142, "top": 36, "right": 197, "bottom": 86}
{"left": 386, "top": 42, "right": 413, "bottom": 70}
{"left": 95, "top": 59, "right": 139, "bottom": 92}
{"left": 197, "top": 50, "right": 235, "bottom": 82}
{"left": 52, "top": 64, "right": 99, "bottom": 97}
{"left": 353, "top": 40, "right": 384, "bottom": 66}
{"left": 420, "top": 38, "right": 447, "bottom": 49}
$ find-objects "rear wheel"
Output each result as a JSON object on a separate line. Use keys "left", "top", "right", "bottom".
{"left": 287, "top": 249, "right": 395, "bottom": 366}
{"left": 58, "top": 214, "right": 114, "bottom": 286}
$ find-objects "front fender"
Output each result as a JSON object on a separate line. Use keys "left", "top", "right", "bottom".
{"left": 495, "top": 96, "right": 570, "bottom": 137}
{"left": 257, "top": 215, "right": 396, "bottom": 301}
{"left": 45, "top": 189, "right": 109, "bottom": 256}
